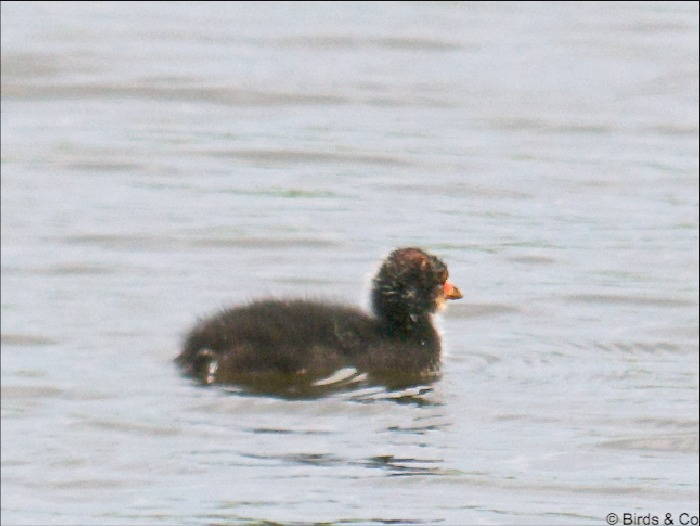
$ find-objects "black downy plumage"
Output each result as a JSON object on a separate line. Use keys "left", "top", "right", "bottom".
{"left": 176, "top": 247, "right": 462, "bottom": 392}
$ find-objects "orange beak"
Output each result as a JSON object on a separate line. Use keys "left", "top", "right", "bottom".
{"left": 443, "top": 281, "right": 462, "bottom": 300}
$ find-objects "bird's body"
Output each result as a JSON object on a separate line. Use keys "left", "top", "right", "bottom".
{"left": 176, "top": 248, "right": 461, "bottom": 392}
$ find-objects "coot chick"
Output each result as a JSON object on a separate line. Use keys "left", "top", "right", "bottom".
{"left": 176, "top": 247, "right": 462, "bottom": 391}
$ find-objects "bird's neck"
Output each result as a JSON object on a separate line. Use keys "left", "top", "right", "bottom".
{"left": 377, "top": 310, "right": 439, "bottom": 348}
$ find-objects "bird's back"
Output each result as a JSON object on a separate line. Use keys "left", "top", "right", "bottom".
{"left": 177, "top": 299, "right": 377, "bottom": 382}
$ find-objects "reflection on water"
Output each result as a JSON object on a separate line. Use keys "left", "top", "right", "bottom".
{"left": 2, "top": 1, "right": 698, "bottom": 525}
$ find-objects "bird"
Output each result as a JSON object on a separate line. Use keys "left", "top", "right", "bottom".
{"left": 176, "top": 247, "right": 461, "bottom": 394}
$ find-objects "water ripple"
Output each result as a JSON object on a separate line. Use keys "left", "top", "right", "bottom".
{"left": 203, "top": 148, "right": 412, "bottom": 167}
{"left": 599, "top": 434, "right": 699, "bottom": 453}
{"left": 564, "top": 294, "right": 696, "bottom": 308}
{"left": 1, "top": 334, "right": 58, "bottom": 347}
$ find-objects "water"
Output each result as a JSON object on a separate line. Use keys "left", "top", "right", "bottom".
{"left": 1, "top": 2, "right": 698, "bottom": 524}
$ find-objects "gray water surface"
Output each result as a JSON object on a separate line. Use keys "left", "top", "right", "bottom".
{"left": 1, "top": 2, "right": 699, "bottom": 525}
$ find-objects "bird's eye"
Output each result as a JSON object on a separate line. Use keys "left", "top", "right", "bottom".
{"left": 437, "top": 270, "right": 448, "bottom": 283}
